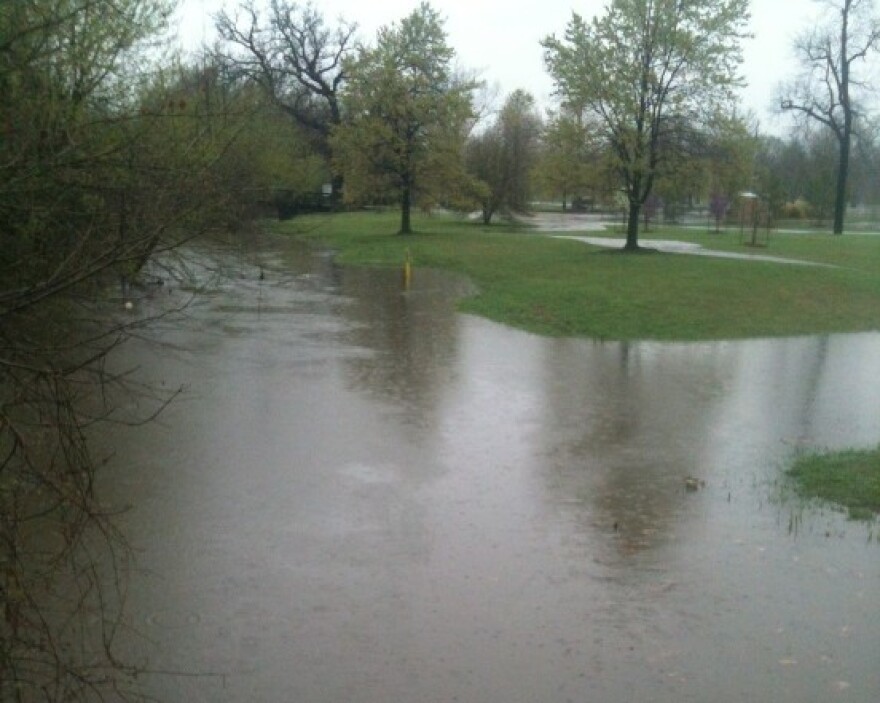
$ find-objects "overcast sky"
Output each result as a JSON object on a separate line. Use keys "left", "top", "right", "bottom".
{"left": 174, "top": 0, "right": 825, "bottom": 130}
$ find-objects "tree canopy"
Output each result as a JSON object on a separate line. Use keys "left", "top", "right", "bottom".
{"left": 542, "top": 0, "right": 750, "bottom": 249}
{"left": 215, "top": 0, "right": 356, "bottom": 197}
{"left": 331, "top": 2, "right": 477, "bottom": 234}
{"left": 466, "top": 90, "right": 543, "bottom": 224}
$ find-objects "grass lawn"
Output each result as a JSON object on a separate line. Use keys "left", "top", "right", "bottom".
{"left": 271, "top": 210, "right": 880, "bottom": 341}
{"left": 787, "top": 447, "right": 880, "bottom": 521}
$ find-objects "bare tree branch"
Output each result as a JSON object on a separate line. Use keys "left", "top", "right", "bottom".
{"left": 779, "top": 0, "right": 880, "bottom": 233}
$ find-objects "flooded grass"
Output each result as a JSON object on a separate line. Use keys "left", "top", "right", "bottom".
{"left": 787, "top": 446, "right": 880, "bottom": 521}
{"left": 274, "top": 211, "right": 880, "bottom": 341}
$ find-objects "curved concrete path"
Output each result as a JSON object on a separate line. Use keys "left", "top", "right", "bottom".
{"left": 518, "top": 214, "right": 834, "bottom": 267}
{"left": 553, "top": 235, "right": 837, "bottom": 267}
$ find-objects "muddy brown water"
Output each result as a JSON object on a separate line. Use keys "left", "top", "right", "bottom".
{"left": 98, "top": 237, "right": 879, "bottom": 702}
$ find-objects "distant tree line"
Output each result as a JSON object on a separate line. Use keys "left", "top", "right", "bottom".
{"left": 210, "top": 0, "right": 879, "bottom": 242}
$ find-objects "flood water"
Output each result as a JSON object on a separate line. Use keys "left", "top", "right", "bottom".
{"left": 100, "top": 236, "right": 879, "bottom": 702}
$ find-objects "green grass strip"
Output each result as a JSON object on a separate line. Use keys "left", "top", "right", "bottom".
{"left": 787, "top": 447, "right": 880, "bottom": 521}
{"left": 272, "top": 211, "right": 880, "bottom": 341}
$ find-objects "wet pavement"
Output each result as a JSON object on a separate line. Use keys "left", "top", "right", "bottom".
{"left": 521, "top": 212, "right": 836, "bottom": 265}
{"left": 99, "top": 236, "right": 879, "bottom": 702}
{"left": 553, "top": 235, "right": 837, "bottom": 266}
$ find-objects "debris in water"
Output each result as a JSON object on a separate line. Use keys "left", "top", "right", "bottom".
{"left": 684, "top": 477, "right": 705, "bottom": 492}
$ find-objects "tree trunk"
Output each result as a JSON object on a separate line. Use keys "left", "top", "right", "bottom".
{"left": 625, "top": 201, "right": 641, "bottom": 250}
{"left": 833, "top": 128, "right": 850, "bottom": 235}
{"left": 330, "top": 173, "right": 344, "bottom": 209}
{"left": 399, "top": 186, "right": 412, "bottom": 235}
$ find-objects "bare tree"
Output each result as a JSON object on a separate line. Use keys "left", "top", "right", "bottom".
{"left": 214, "top": 0, "right": 356, "bottom": 197}
{"left": 1, "top": 2, "right": 246, "bottom": 699}
{"left": 780, "top": 0, "right": 880, "bottom": 234}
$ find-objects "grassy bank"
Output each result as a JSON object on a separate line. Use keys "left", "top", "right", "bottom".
{"left": 273, "top": 210, "right": 880, "bottom": 341}
{"left": 787, "top": 447, "right": 880, "bottom": 521}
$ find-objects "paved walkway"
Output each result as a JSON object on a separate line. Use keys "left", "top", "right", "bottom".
{"left": 519, "top": 212, "right": 841, "bottom": 267}
{"left": 553, "top": 235, "right": 836, "bottom": 267}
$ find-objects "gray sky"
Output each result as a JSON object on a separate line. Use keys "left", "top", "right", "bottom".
{"left": 175, "top": 0, "right": 824, "bottom": 129}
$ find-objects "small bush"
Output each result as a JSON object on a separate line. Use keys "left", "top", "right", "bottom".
{"left": 781, "top": 198, "right": 811, "bottom": 220}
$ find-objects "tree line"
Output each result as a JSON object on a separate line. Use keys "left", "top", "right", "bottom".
{"left": 212, "top": 0, "right": 879, "bottom": 242}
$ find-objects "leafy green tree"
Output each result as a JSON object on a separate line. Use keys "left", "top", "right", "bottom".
{"left": 331, "top": 2, "right": 476, "bottom": 234}
{"left": 497, "top": 91, "right": 542, "bottom": 213}
{"left": 647, "top": 117, "right": 713, "bottom": 220}
{"left": 467, "top": 90, "right": 542, "bottom": 224}
{"left": 163, "top": 62, "right": 330, "bottom": 220}
{"left": 535, "top": 108, "right": 600, "bottom": 211}
{"left": 779, "top": 0, "right": 880, "bottom": 234}
{"left": 662, "top": 114, "right": 757, "bottom": 227}
{"left": 704, "top": 116, "right": 757, "bottom": 200}
{"left": 542, "top": 0, "right": 750, "bottom": 250}
{"left": 465, "top": 124, "right": 505, "bottom": 222}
